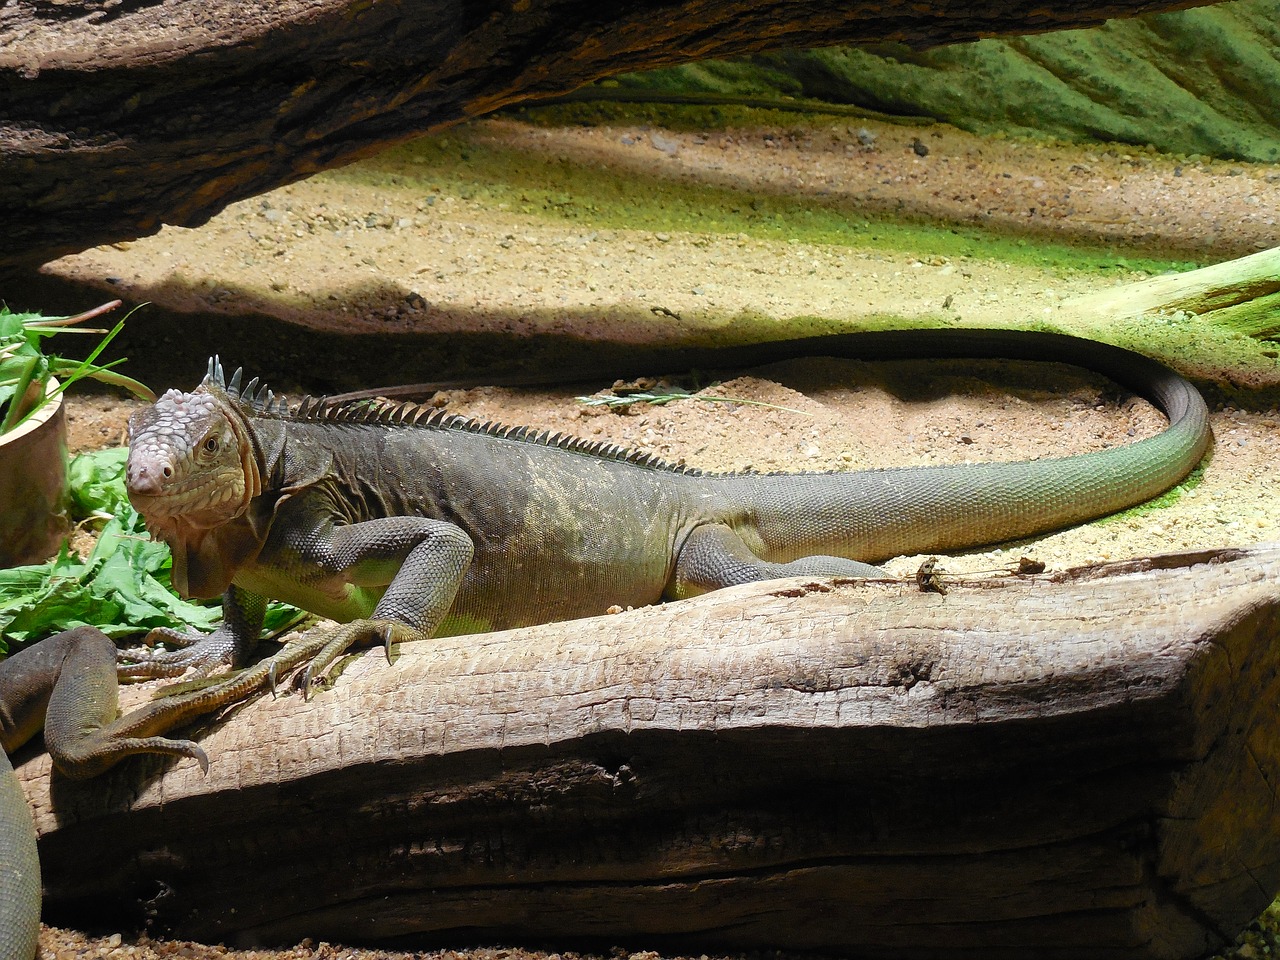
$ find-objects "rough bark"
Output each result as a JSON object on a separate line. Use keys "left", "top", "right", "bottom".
{"left": 0, "top": 0, "right": 1220, "bottom": 273}
{"left": 15, "top": 545, "right": 1280, "bottom": 959}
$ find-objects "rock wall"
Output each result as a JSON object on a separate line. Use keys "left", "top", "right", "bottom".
{"left": 609, "top": 0, "right": 1280, "bottom": 161}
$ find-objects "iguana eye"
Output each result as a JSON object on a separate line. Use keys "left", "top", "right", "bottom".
{"left": 203, "top": 436, "right": 219, "bottom": 453}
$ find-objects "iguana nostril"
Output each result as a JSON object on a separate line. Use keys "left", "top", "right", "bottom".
{"left": 126, "top": 461, "right": 167, "bottom": 494}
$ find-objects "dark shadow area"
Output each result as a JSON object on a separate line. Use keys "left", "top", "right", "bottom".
{"left": 11, "top": 268, "right": 1271, "bottom": 411}
{"left": 9, "top": 271, "right": 671, "bottom": 395}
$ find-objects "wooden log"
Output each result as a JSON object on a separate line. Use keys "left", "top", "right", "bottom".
{"left": 16, "top": 544, "right": 1280, "bottom": 959}
{"left": 0, "top": 0, "right": 1221, "bottom": 273}
{"left": 1064, "top": 245, "right": 1280, "bottom": 338}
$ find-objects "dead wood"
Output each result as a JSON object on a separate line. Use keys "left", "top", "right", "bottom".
{"left": 15, "top": 544, "right": 1280, "bottom": 959}
{"left": 0, "top": 0, "right": 1219, "bottom": 272}
{"left": 1064, "top": 245, "right": 1280, "bottom": 340}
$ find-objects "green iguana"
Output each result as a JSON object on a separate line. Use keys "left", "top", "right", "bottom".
{"left": 0, "top": 627, "right": 210, "bottom": 960}
{"left": 120, "top": 329, "right": 1211, "bottom": 688}
{"left": 0, "top": 621, "right": 343, "bottom": 960}
{"left": 0, "top": 328, "right": 1211, "bottom": 959}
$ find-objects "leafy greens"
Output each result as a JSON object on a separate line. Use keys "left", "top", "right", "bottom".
{"left": 0, "top": 302, "right": 154, "bottom": 435}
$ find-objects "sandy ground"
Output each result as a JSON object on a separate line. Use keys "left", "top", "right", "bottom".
{"left": 28, "top": 111, "right": 1280, "bottom": 958}
{"left": 44, "top": 117, "right": 1280, "bottom": 345}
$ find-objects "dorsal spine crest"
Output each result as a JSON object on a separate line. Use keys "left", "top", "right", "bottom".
{"left": 198, "top": 364, "right": 706, "bottom": 475}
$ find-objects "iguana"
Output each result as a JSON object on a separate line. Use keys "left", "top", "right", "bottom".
{"left": 0, "top": 328, "right": 1211, "bottom": 958}
{"left": 121, "top": 328, "right": 1211, "bottom": 688}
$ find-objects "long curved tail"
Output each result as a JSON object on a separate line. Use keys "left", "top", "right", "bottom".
{"left": 712, "top": 328, "right": 1210, "bottom": 563}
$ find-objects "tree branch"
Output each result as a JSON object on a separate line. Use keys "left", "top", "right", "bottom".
{"left": 1, "top": 0, "right": 1219, "bottom": 271}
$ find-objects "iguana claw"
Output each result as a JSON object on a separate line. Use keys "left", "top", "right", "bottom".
{"left": 297, "top": 619, "right": 411, "bottom": 698}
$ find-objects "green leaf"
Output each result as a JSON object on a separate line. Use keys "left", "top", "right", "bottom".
{"left": 0, "top": 302, "right": 155, "bottom": 437}
{"left": 68, "top": 445, "right": 131, "bottom": 516}
{"left": 0, "top": 309, "right": 38, "bottom": 337}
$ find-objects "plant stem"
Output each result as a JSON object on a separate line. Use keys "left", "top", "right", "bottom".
{"left": 0, "top": 355, "right": 39, "bottom": 434}
{"left": 22, "top": 300, "right": 122, "bottom": 330}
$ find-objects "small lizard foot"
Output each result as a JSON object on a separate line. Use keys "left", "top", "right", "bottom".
{"left": 117, "top": 626, "right": 248, "bottom": 681}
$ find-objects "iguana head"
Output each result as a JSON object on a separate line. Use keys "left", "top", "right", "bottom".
{"left": 126, "top": 360, "right": 267, "bottom": 596}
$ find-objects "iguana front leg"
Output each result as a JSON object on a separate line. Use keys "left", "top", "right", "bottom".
{"left": 124, "top": 508, "right": 474, "bottom": 690}
{"left": 279, "top": 514, "right": 475, "bottom": 691}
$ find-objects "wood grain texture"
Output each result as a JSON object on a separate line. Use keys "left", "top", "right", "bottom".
{"left": 0, "top": 0, "right": 1218, "bottom": 271}
{"left": 16, "top": 545, "right": 1280, "bottom": 959}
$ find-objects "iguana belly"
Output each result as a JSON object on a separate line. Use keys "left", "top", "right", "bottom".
{"left": 233, "top": 563, "right": 387, "bottom": 624}
{"left": 234, "top": 547, "right": 675, "bottom": 637}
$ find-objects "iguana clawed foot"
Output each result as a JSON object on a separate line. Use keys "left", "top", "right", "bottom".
{"left": 119, "top": 615, "right": 415, "bottom": 705}
{"left": 117, "top": 624, "right": 253, "bottom": 681}
{"left": 280, "top": 618, "right": 417, "bottom": 698}
{"left": 54, "top": 727, "right": 211, "bottom": 781}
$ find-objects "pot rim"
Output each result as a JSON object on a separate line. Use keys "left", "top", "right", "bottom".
{"left": 0, "top": 376, "right": 62, "bottom": 446}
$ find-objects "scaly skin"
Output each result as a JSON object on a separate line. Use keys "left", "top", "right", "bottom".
{"left": 121, "top": 329, "right": 1210, "bottom": 689}
{"left": 0, "top": 627, "right": 208, "bottom": 960}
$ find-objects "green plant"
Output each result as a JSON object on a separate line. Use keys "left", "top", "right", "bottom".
{"left": 0, "top": 299, "right": 155, "bottom": 434}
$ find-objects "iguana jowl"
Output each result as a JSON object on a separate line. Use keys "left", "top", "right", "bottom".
{"left": 122, "top": 329, "right": 1211, "bottom": 685}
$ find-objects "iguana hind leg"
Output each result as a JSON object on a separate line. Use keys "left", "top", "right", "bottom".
{"left": 1, "top": 626, "right": 209, "bottom": 960}
{"left": 671, "top": 522, "right": 883, "bottom": 600}
{"left": 0, "top": 625, "right": 356, "bottom": 960}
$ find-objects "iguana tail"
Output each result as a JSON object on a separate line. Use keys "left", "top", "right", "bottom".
{"left": 714, "top": 328, "right": 1210, "bottom": 564}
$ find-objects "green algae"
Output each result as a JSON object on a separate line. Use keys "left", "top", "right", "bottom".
{"left": 327, "top": 125, "right": 1198, "bottom": 278}
{"left": 594, "top": 0, "right": 1280, "bottom": 162}
{"left": 1206, "top": 289, "right": 1280, "bottom": 339}
{"left": 317, "top": 119, "right": 1280, "bottom": 393}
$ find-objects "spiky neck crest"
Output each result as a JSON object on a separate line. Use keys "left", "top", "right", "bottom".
{"left": 203, "top": 355, "right": 290, "bottom": 418}
{"left": 198, "top": 358, "right": 705, "bottom": 476}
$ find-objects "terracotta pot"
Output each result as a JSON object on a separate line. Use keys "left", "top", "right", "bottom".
{"left": 0, "top": 378, "right": 69, "bottom": 567}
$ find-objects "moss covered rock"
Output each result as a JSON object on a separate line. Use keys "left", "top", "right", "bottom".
{"left": 609, "top": 0, "right": 1280, "bottom": 162}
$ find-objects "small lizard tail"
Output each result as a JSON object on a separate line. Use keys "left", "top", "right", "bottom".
{"left": 713, "top": 329, "right": 1210, "bottom": 564}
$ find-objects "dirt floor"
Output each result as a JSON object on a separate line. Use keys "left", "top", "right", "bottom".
{"left": 23, "top": 110, "right": 1280, "bottom": 958}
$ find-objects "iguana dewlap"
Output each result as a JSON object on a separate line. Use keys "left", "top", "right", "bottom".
{"left": 122, "top": 329, "right": 1211, "bottom": 685}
